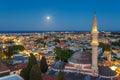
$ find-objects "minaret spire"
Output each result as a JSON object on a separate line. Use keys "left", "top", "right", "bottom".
{"left": 92, "top": 13, "right": 98, "bottom": 32}
{"left": 91, "top": 13, "right": 99, "bottom": 76}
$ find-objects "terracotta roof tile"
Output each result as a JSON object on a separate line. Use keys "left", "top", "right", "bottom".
{"left": 0, "top": 62, "right": 10, "bottom": 72}
{"left": 42, "top": 74, "right": 68, "bottom": 80}
{"left": 42, "top": 75, "right": 57, "bottom": 80}
{"left": 66, "top": 63, "right": 74, "bottom": 67}
{"left": 8, "top": 63, "right": 27, "bottom": 71}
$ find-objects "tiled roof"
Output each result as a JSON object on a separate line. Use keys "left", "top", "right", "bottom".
{"left": 42, "top": 74, "right": 68, "bottom": 80}
{"left": 66, "top": 63, "right": 74, "bottom": 67}
{"left": 0, "top": 62, "right": 10, "bottom": 72}
{"left": 84, "top": 65, "right": 91, "bottom": 69}
{"left": 68, "top": 51, "right": 91, "bottom": 64}
{"left": 99, "top": 66, "right": 117, "bottom": 76}
{"left": 51, "top": 60, "right": 66, "bottom": 70}
{"left": 8, "top": 63, "right": 27, "bottom": 71}
{"left": 42, "top": 75, "right": 57, "bottom": 80}
{"left": 59, "top": 41, "right": 65, "bottom": 46}
{"left": 39, "top": 53, "right": 46, "bottom": 56}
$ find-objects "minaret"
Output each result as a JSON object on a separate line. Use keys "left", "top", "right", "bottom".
{"left": 91, "top": 13, "right": 99, "bottom": 76}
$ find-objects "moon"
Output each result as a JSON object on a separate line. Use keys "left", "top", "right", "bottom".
{"left": 46, "top": 16, "right": 50, "bottom": 20}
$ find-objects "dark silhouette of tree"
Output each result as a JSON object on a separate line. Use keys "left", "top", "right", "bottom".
{"left": 99, "top": 42, "right": 110, "bottom": 51}
{"left": 5, "top": 40, "right": 14, "bottom": 44}
{"left": 112, "top": 41, "right": 120, "bottom": 46}
{"left": 27, "top": 53, "right": 37, "bottom": 72}
{"left": 20, "top": 53, "right": 37, "bottom": 80}
{"left": 54, "top": 47, "right": 62, "bottom": 53}
{"left": 57, "top": 71, "right": 65, "bottom": 80}
{"left": 29, "top": 64, "right": 42, "bottom": 80}
{"left": 35, "top": 38, "right": 46, "bottom": 47}
{"left": 56, "top": 49, "right": 74, "bottom": 62}
{"left": 4, "top": 45, "right": 25, "bottom": 58}
{"left": 40, "top": 56, "right": 48, "bottom": 73}
{"left": 54, "top": 38, "right": 60, "bottom": 43}
{"left": 20, "top": 67, "right": 29, "bottom": 80}
{"left": 0, "top": 47, "right": 6, "bottom": 60}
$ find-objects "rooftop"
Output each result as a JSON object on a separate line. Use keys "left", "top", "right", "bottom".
{"left": 0, "top": 74, "right": 23, "bottom": 80}
{"left": 0, "top": 62, "right": 10, "bottom": 72}
{"left": 68, "top": 51, "right": 91, "bottom": 64}
{"left": 51, "top": 60, "right": 66, "bottom": 70}
{"left": 8, "top": 63, "right": 27, "bottom": 71}
{"left": 99, "top": 66, "right": 117, "bottom": 77}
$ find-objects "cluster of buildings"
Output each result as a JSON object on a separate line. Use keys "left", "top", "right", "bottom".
{"left": 48, "top": 14, "right": 120, "bottom": 80}
{"left": 0, "top": 14, "right": 120, "bottom": 80}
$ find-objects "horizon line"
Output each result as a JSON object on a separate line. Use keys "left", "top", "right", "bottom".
{"left": 0, "top": 30, "right": 119, "bottom": 32}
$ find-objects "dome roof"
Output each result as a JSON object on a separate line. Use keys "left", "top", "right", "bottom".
{"left": 99, "top": 66, "right": 117, "bottom": 76}
{"left": 51, "top": 60, "right": 66, "bottom": 70}
{"left": 68, "top": 51, "right": 92, "bottom": 64}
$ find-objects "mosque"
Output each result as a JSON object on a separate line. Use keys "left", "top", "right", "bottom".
{"left": 64, "top": 14, "right": 98, "bottom": 76}
{"left": 51, "top": 14, "right": 119, "bottom": 80}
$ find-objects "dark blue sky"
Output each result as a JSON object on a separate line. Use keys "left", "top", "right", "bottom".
{"left": 0, "top": 0, "right": 120, "bottom": 31}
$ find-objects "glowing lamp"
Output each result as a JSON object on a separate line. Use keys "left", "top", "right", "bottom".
{"left": 110, "top": 66, "right": 117, "bottom": 71}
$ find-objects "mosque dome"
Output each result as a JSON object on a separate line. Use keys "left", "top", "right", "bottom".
{"left": 68, "top": 51, "right": 92, "bottom": 64}
{"left": 51, "top": 60, "right": 66, "bottom": 70}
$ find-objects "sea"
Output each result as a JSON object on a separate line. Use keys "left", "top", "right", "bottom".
{"left": 0, "top": 30, "right": 119, "bottom": 34}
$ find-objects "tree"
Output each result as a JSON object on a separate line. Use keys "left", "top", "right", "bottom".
{"left": 20, "top": 67, "right": 29, "bottom": 80}
{"left": 112, "top": 41, "right": 120, "bottom": 46}
{"left": 27, "top": 53, "right": 37, "bottom": 72}
{"left": 0, "top": 47, "right": 6, "bottom": 60}
{"left": 57, "top": 71, "right": 65, "bottom": 80}
{"left": 29, "top": 64, "right": 42, "bottom": 80}
{"left": 44, "top": 36, "right": 48, "bottom": 39}
{"left": 54, "top": 47, "right": 62, "bottom": 53}
{"left": 0, "top": 51, "right": 6, "bottom": 60}
{"left": 4, "top": 50, "right": 13, "bottom": 59}
{"left": 20, "top": 53, "right": 37, "bottom": 80}
{"left": 40, "top": 56, "right": 48, "bottom": 73}
{"left": 54, "top": 38, "right": 60, "bottom": 43}
{"left": 99, "top": 42, "right": 110, "bottom": 51}
{"left": 36, "top": 38, "right": 46, "bottom": 47}
{"left": 5, "top": 40, "right": 14, "bottom": 44}
{"left": 4, "top": 45, "right": 25, "bottom": 58}
{"left": 11, "top": 45, "right": 25, "bottom": 51}
{"left": 56, "top": 49, "right": 74, "bottom": 62}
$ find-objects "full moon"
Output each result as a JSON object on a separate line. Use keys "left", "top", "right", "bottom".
{"left": 46, "top": 16, "right": 50, "bottom": 20}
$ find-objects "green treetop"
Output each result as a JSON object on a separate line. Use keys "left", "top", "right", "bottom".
{"left": 57, "top": 71, "right": 65, "bottom": 80}
{"left": 40, "top": 56, "right": 48, "bottom": 73}
{"left": 20, "top": 53, "right": 38, "bottom": 80}
{"left": 30, "top": 64, "right": 42, "bottom": 80}
{"left": 4, "top": 45, "right": 25, "bottom": 58}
